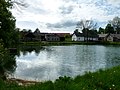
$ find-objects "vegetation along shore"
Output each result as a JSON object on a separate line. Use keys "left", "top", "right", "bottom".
{"left": 0, "top": 66, "right": 120, "bottom": 90}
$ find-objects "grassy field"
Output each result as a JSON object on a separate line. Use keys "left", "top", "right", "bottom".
{"left": 1, "top": 66, "right": 120, "bottom": 90}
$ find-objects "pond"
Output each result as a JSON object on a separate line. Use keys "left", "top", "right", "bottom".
{"left": 13, "top": 45, "right": 120, "bottom": 81}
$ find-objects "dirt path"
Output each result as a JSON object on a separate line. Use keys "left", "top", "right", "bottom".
{"left": 7, "top": 78, "right": 40, "bottom": 86}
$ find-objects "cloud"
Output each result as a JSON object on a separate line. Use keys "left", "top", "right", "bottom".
{"left": 107, "top": 0, "right": 120, "bottom": 5}
{"left": 46, "top": 20, "right": 77, "bottom": 28}
{"left": 12, "top": 0, "right": 120, "bottom": 33}
{"left": 59, "top": 5, "right": 74, "bottom": 14}
{"left": 16, "top": 21, "right": 39, "bottom": 30}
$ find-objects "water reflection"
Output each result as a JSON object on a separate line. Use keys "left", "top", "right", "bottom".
{"left": 17, "top": 45, "right": 45, "bottom": 56}
{"left": 14, "top": 45, "right": 120, "bottom": 81}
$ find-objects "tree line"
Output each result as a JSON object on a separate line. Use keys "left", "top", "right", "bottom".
{"left": 98, "top": 17, "right": 120, "bottom": 34}
{"left": 76, "top": 17, "right": 120, "bottom": 35}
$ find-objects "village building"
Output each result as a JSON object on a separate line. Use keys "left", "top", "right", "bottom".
{"left": 20, "top": 28, "right": 70, "bottom": 42}
{"left": 106, "top": 34, "right": 120, "bottom": 42}
{"left": 34, "top": 28, "right": 41, "bottom": 41}
{"left": 98, "top": 34, "right": 108, "bottom": 41}
{"left": 72, "top": 30, "right": 98, "bottom": 42}
{"left": 45, "top": 34, "right": 60, "bottom": 41}
{"left": 72, "top": 32, "right": 84, "bottom": 41}
{"left": 24, "top": 32, "right": 36, "bottom": 42}
{"left": 98, "top": 34, "right": 120, "bottom": 42}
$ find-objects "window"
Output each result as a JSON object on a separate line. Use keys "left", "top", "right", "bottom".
{"left": 47, "top": 38, "right": 49, "bottom": 40}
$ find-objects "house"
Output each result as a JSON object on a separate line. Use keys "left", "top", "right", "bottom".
{"left": 72, "top": 30, "right": 98, "bottom": 42}
{"left": 106, "top": 34, "right": 120, "bottom": 42}
{"left": 98, "top": 34, "right": 108, "bottom": 41}
{"left": 19, "top": 31, "right": 28, "bottom": 42}
{"left": 45, "top": 33, "right": 60, "bottom": 41}
{"left": 24, "top": 32, "right": 36, "bottom": 42}
{"left": 34, "top": 29, "right": 41, "bottom": 41}
{"left": 86, "top": 34, "right": 98, "bottom": 41}
{"left": 72, "top": 32, "right": 84, "bottom": 41}
{"left": 20, "top": 29, "right": 70, "bottom": 42}
{"left": 54, "top": 33, "right": 70, "bottom": 41}
{"left": 98, "top": 34, "right": 120, "bottom": 42}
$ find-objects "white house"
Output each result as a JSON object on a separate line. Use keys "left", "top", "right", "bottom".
{"left": 72, "top": 32, "right": 98, "bottom": 42}
{"left": 72, "top": 33, "right": 84, "bottom": 41}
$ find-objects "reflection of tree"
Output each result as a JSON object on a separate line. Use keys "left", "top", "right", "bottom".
{"left": 0, "top": 44, "right": 16, "bottom": 80}
{"left": 17, "top": 45, "right": 45, "bottom": 56}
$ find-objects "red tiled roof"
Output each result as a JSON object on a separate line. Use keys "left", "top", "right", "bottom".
{"left": 52, "top": 33, "right": 70, "bottom": 37}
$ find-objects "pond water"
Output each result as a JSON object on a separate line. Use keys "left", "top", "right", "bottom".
{"left": 13, "top": 45, "right": 120, "bottom": 81}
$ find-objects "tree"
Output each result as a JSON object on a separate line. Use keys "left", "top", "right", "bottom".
{"left": 98, "top": 27, "right": 105, "bottom": 34}
{"left": 105, "top": 24, "right": 114, "bottom": 34}
{"left": 109, "top": 16, "right": 120, "bottom": 34}
{"left": 0, "top": 0, "right": 19, "bottom": 47}
{"left": 0, "top": 42, "right": 16, "bottom": 79}
{"left": 74, "top": 29, "right": 79, "bottom": 34}
{"left": 76, "top": 19, "right": 97, "bottom": 42}
{"left": 12, "top": 0, "right": 27, "bottom": 7}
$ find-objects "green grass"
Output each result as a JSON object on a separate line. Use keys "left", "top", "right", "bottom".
{"left": 1, "top": 66, "right": 120, "bottom": 90}
{"left": 20, "top": 41, "right": 120, "bottom": 46}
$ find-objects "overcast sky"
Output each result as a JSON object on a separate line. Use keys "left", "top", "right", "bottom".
{"left": 12, "top": 0, "right": 120, "bottom": 33}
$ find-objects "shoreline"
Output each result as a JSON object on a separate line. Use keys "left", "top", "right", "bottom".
{"left": 7, "top": 78, "right": 40, "bottom": 86}
{"left": 1, "top": 66, "right": 120, "bottom": 89}
{"left": 20, "top": 41, "right": 120, "bottom": 46}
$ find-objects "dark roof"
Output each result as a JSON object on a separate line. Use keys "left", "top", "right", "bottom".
{"left": 45, "top": 33, "right": 59, "bottom": 37}
{"left": 73, "top": 31, "right": 98, "bottom": 38}
{"left": 25, "top": 32, "right": 35, "bottom": 38}
{"left": 108, "top": 34, "right": 120, "bottom": 39}
{"left": 53, "top": 33, "right": 70, "bottom": 37}
{"left": 34, "top": 29, "right": 40, "bottom": 34}
{"left": 74, "top": 32, "right": 84, "bottom": 37}
{"left": 98, "top": 34, "right": 108, "bottom": 38}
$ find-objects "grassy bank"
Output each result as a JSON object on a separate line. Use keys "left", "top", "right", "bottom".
{"left": 20, "top": 41, "right": 120, "bottom": 46}
{"left": 1, "top": 66, "right": 120, "bottom": 90}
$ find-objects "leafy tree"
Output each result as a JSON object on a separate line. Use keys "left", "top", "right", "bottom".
{"left": 74, "top": 29, "right": 79, "bottom": 34}
{"left": 105, "top": 24, "right": 114, "bottom": 34}
{"left": 0, "top": 42, "right": 16, "bottom": 80}
{"left": 98, "top": 27, "right": 105, "bottom": 34}
{"left": 109, "top": 16, "right": 120, "bottom": 34}
{"left": 0, "top": 0, "right": 20, "bottom": 47}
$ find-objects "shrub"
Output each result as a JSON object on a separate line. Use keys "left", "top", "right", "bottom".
{"left": 0, "top": 43, "right": 16, "bottom": 80}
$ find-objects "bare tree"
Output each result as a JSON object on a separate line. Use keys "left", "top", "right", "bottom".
{"left": 11, "top": 0, "right": 28, "bottom": 11}
{"left": 76, "top": 19, "right": 97, "bottom": 30}
{"left": 109, "top": 16, "right": 120, "bottom": 34}
{"left": 76, "top": 19, "right": 97, "bottom": 42}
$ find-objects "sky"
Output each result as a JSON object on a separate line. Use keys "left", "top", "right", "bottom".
{"left": 12, "top": 0, "right": 120, "bottom": 33}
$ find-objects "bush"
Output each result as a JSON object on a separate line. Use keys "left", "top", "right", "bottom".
{"left": 0, "top": 43, "right": 16, "bottom": 80}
